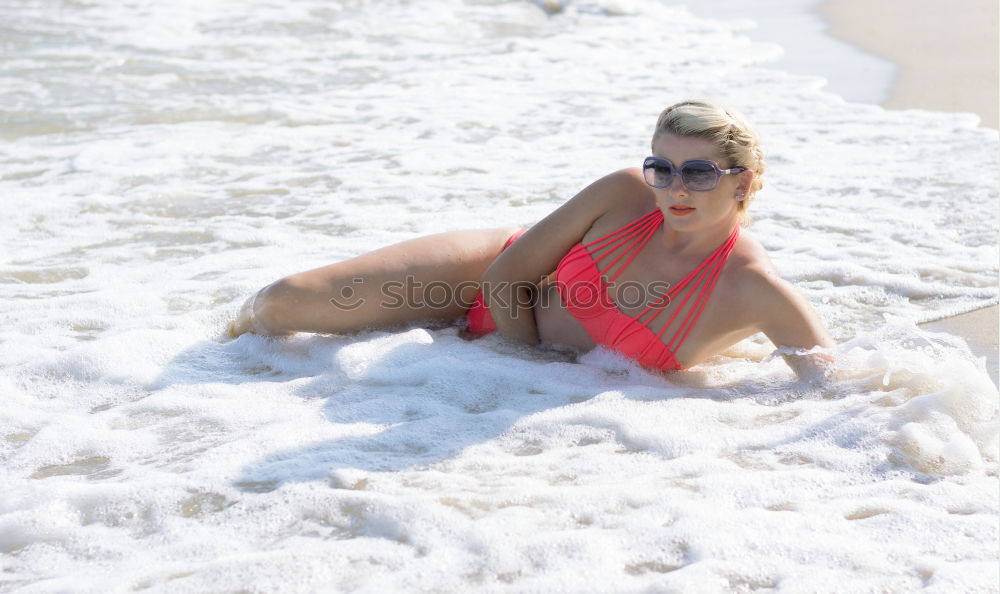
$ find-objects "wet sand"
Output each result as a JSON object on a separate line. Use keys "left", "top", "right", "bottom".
{"left": 821, "top": 0, "right": 999, "bottom": 128}
{"left": 821, "top": 0, "right": 999, "bottom": 385}
{"left": 921, "top": 306, "right": 999, "bottom": 386}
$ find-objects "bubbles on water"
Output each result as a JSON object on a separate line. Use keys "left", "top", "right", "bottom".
{"left": 0, "top": 0, "right": 997, "bottom": 591}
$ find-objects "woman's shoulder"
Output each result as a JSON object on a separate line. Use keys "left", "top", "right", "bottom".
{"left": 727, "top": 228, "right": 776, "bottom": 277}
{"left": 722, "top": 231, "right": 832, "bottom": 347}
{"left": 720, "top": 229, "right": 785, "bottom": 302}
{"left": 591, "top": 167, "right": 651, "bottom": 209}
{"left": 598, "top": 166, "right": 645, "bottom": 184}
{"left": 616, "top": 167, "right": 654, "bottom": 204}
{"left": 577, "top": 168, "right": 656, "bottom": 241}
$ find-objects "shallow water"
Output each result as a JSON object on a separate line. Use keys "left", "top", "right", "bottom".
{"left": 1, "top": 0, "right": 998, "bottom": 592}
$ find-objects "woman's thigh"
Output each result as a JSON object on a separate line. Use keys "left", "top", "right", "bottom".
{"left": 256, "top": 227, "right": 523, "bottom": 334}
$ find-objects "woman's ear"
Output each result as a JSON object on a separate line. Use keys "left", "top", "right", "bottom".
{"left": 736, "top": 169, "right": 754, "bottom": 199}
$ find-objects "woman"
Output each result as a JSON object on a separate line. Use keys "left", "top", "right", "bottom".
{"left": 229, "top": 100, "right": 835, "bottom": 378}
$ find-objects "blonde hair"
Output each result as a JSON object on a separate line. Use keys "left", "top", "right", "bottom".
{"left": 651, "top": 100, "right": 765, "bottom": 227}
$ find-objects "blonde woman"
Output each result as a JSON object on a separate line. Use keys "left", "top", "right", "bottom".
{"left": 229, "top": 100, "right": 835, "bottom": 378}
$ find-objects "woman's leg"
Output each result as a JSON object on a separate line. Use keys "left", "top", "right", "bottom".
{"left": 228, "top": 227, "right": 523, "bottom": 337}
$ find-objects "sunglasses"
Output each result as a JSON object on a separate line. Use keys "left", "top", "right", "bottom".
{"left": 642, "top": 156, "right": 746, "bottom": 192}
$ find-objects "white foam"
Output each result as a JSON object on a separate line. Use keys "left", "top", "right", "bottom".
{"left": 1, "top": 0, "right": 997, "bottom": 590}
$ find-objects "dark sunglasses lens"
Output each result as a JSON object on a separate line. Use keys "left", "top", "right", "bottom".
{"left": 681, "top": 162, "right": 718, "bottom": 190}
{"left": 643, "top": 160, "right": 673, "bottom": 188}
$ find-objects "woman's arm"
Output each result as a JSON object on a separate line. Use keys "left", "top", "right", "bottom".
{"left": 480, "top": 169, "right": 645, "bottom": 344}
{"left": 748, "top": 268, "right": 837, "bottom": 382}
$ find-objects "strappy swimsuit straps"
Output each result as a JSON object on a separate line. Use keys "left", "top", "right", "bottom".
{"left": 555, "top": 209, "right": 740, "bottom": 371}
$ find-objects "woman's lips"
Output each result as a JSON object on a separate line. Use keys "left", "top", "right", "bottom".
{"left": 669, "top": 206, "right": 695, "bottom": 216}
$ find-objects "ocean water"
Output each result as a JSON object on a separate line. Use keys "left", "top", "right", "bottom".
{"left": 1, "top": 0, "right": 997, "bottom": 592}
{"left": 665, "top": 0, "right": 897, "bottom": 105}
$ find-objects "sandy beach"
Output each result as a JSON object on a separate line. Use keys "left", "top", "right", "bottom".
{"left": 822, "top": 0, "right": 999, "bottom": 129}
{"left": 821, "top": 0, "right": 999, "bottom": 385}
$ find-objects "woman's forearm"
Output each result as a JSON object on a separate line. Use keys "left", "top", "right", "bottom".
{"left": 480, "top": 276, "right": 540, "bottom": 345}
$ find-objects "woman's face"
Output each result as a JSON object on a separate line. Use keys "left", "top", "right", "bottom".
{"left": 649, "top": 132, "right": 749, "bottom": 232}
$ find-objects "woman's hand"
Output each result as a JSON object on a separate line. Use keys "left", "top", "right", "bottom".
{"left": 747, "top": 268, "right": 838, "bottom": 382}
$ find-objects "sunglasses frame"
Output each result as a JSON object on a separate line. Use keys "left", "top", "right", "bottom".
{"left": 642, "top": 156, "right": 746, "bottom": 192}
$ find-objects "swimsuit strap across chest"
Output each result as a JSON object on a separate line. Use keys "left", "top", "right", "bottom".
{"left": 555, "top": 209, "right": 740, "bottom": 366}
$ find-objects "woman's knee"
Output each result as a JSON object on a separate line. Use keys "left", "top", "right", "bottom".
{"left": 256, "top": 272, "right": 383, "bottom": 334}
{"left": 252, "top": 275, "right": 317, "bottom": 335}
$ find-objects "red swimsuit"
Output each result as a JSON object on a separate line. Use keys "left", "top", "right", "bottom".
{"left": 466, "top": 209, "right": 740, "bottom": 372}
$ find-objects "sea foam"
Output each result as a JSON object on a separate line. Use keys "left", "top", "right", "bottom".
{"left": 1, "top": 0, "right": 996, "bottom": 591}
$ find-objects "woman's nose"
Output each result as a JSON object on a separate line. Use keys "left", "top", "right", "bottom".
{"left": 666, "top": 173, "right": 687, "bottom": 193}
